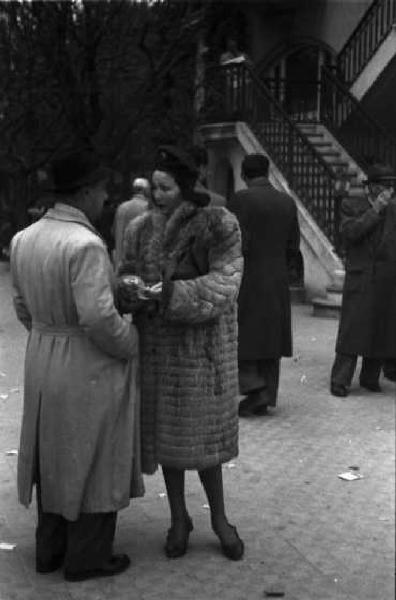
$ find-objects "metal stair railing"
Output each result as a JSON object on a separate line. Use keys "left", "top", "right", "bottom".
{"left": 337, "top": 0, "right": 396, "bottom": 85}
{"left": 320, "top": 65, "right": 396, "bottom": 170}
{"left": 203, "top": 62, "right": 342, "bottom": 253}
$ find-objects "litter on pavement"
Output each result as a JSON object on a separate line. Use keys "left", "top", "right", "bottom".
{"left": 338, "top": 471, "right": 364, "bottom": 481}
{"left": 300, "top": 374, "right": 307, "bottom": 384}
{"left": 0, "top": 394, "right": 9, "bottom": 400}
{"left": 264, "top": 587, "right": 285, "bottom": 597}
{"left": 5, "top": 449, "right": 18, "bottom": 456}
{"left": 0, "top": 542, "right": 16, "bottom": 551}
{"left": 225, "top": 462, "right": 236, "bottom": 469}
{"left": 158, "top": 493, "right": 166, "bottom": 498}
{"left": 202, "top": 504, "right": 210, "bottom": 509}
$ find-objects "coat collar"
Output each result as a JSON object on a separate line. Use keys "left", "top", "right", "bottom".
{"left": 247, "top": 176, "right": 271, "bottom": 188}
{"left": 43, "top": 202, "right": 100, "bottom": 237}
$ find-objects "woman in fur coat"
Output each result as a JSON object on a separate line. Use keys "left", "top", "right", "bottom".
{"left": 118, "top": 145, "right": 244, "bottom": 561}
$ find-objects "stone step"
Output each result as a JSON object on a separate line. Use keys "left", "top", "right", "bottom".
{"left": 312, "top": 295, "right": 342, "bottom": 319}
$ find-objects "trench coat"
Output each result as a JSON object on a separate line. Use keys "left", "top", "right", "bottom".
{"left": 119, "top": 202, "right": 243, "bottom": 474}
{"left": 336, "top": 194, "right": 396, "bottom": 358}
{"left": 10, "top": 203, "right": 143, "bottom": 521}
{"left": 228, "top": 177, "right": 300, "bottom": 360}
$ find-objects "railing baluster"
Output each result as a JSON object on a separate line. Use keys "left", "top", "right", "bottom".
{"left": 338, "top": 0, "right": 396, "bottom": 83}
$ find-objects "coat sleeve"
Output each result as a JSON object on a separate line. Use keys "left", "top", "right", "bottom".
{"left": 70, "top": 241, "right": 138, "bottom": 360}
{"left": 163, "top": 209, "right": 243, "bottom": 324}
{"left": 341, "top": 197, "right": 382, "bottom": 243}
{"left": 10, "top": 233, "right": 32, "bottom": 331}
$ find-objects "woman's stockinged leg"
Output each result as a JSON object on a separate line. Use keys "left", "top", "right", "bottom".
{"left": 161, "top": 467, "right": 193, "bottom": 558}
{"left": 198, "top": 465, "right": 244, "bottom": 560}
{"left": 162, "top": 467, "right": 188, "bottom": 524}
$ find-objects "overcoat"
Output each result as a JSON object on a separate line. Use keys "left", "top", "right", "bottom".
{"left": 336, "top": 194, "right": 396, "bottom": 358}
{"left": 228, "top": 178, "right": 300, "bottom": 360}
{"left": 120, "top": 201, "right": 243, "bottom": 474}
{"left": 10, "top": 203, "right": 143, "bottom": 521}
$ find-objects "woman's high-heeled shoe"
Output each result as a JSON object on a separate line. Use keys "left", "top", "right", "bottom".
{"left": 164, "top": 516, "right": 193, "bottom": 558}
{"left": 212, "top": 522, "right": 244, "bottom": 561}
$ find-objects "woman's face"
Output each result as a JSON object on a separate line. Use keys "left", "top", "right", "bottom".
{"left": 152, "top": 170, "right": 182, "bottom": 218}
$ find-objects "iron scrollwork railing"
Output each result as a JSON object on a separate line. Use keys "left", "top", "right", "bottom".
{"left": 337, "top": 0, "right": 396, "bottom": 84}
{"left": 320, "top": 65, "right": 396, "bottom": 171}
{"left": 203, "top": 62, "right": 341, "bottom": 253}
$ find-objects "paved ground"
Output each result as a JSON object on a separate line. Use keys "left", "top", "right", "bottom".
{"left": 0, "top": 260, "right": 394, "bottom": 600}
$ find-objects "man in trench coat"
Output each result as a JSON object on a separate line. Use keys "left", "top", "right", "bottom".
{"left": 330, "top": 163, "right": 396, "bottom": 396}
{"left": 10, "top": 150, "right": 142, "bottom": 581}
{"left": 228, "top": 153, "right": 300, "bottom": 416}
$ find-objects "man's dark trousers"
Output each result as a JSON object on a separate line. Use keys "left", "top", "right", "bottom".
{"left": 36, "top": 481, "right": 116, "bottom": 574}
{"left": 331, "top": 353, "right": 382, "bottom": 389}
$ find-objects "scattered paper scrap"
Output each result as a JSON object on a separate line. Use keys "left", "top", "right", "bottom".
{"left": 0, "top": 394, "right": 8, "bottom": 400}
{"left": 5, "top": 450, "right": 18, "bottom": 456}
{"left": 225, "top": 462, "right": 236, "bottom": 469}
{"left": 375, "top": 426, "right": 383, "bottom": 431}
{"left": 0, "top": 542, "right": 16, "bottom": 551}
{"left": 338, "top": 471, "right": 363, "bottom": 481}
{"left": 310, "top": 337, "right": 317, "bottom": 342}
{"left": 300, "top": 374, "right": 307, "bottom": 384}
{"left": 264, "top": 586, "right": 285, "bottom": 597}
{"left": 202, "top": 503, "right": 210, "bottom": 510}
{"left": 0, "top": 372, "right": 6, "bottom": 377}
{"left": 158, "top": 492, "right": 166, "bottom": 498}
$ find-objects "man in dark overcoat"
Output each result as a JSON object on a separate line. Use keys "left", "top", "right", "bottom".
{"left": 330, "top": 163, "right": 396, "bottom": 396}
{"left": 228, "top": 153, "right": 300, "bottom": 416}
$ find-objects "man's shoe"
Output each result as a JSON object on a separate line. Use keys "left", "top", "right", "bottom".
{"left": 330, "top": 384, "right": 348, "bottom": 397}
{"left": 253, "top": 404, "right": 269, "bottom": 416}
{"left": 360, "top": 380, "right": 382, "bottom": 392}
{"left": 64, "top": 554, "right": 130, "bottom": 582}
{"left": 36, "top": 554, "right": 64, "bottom": 573}
{"left": 238, "top": 397, "right": 255, "bottom": 417}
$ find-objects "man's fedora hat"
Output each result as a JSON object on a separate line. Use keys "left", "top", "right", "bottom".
{"left": 48, "top": 149, "right": 110, "bottom": 193}
{"left": 364, "top": 163, "right": 396, "bottom": 184}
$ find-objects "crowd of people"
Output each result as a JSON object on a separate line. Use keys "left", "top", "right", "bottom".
{"left": 8, "top": 141, "right": 396, "bottom": 582}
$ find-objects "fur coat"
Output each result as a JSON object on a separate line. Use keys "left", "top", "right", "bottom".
{"left": 119, "top": 201, "right": 243, "bottom": 473}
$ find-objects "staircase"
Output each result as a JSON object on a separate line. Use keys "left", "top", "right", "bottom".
{"left": 202, "top": 62, "right": 345, "bottom": 314}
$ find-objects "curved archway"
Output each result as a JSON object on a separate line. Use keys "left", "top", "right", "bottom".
{"left": 256, "top": 38, "right": 336, "bottom": 122}
{"left": 256, "top": 37, "right": 336, "bottom": 77}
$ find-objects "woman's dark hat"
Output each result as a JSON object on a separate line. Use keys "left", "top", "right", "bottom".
{"left": 154, "top": 145, "right": 198, "bottom": 191}
{"left": 48, "top": 149, "right": 110, "bottom": 193}
{"left": 364, "top": 163, "right": 396, "bottom": 184}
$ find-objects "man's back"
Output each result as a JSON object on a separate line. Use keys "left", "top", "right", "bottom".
{"left": 229, "top": 178, "right": 298, "bottom": 267}
{"left": 114, "top": 194, "right": 148, "bottom": 268}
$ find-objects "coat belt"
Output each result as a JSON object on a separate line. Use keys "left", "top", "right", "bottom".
{"left": 32, "top": 322, "right": 85, "bottom": 337}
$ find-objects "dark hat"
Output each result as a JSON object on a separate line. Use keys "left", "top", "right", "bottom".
{"left": 48, "top": 149, "right": 110, "bottom": 193}
{"left": 154, "top": 145, "right": 198, "bottom": 192}
{"left": 364, "top": 163, "right": 396, "bottom": 184}
{"left": 241, "top": 153, "right": 269, "bottom": 178}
